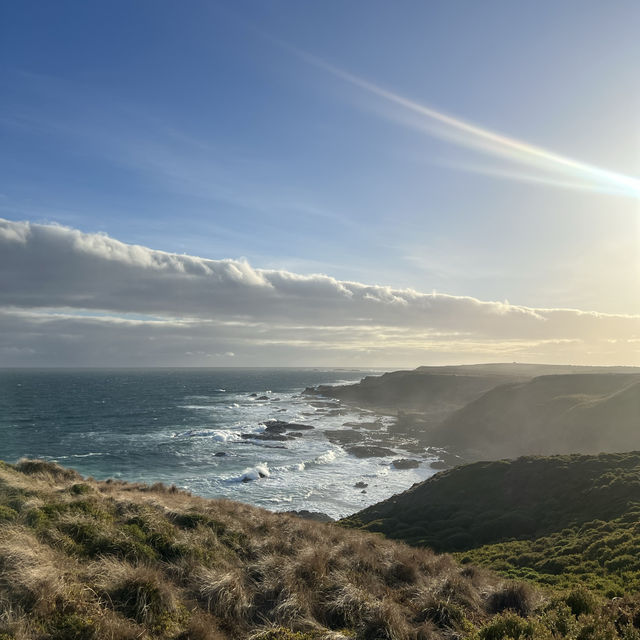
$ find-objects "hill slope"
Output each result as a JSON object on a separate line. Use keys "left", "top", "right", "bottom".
{"left": 4, "top": 458, "right": 640, "bottom": 638}
{"left": 310, "top": 364, "right": 639, "bottom": 415}
{"left": 309, "top": 370, "right": 516, "bottom": 419}
{"left": 0, "top": 458, "right": 517, "bottom": 639}
{"left": 430, "top": 375, "right": 640, "bottom": 460}
{"left": 342, "top": 452, "right": 640, "bottom": 596}
{"left": 309, "top": 366, "right": 640, "bottom": 463}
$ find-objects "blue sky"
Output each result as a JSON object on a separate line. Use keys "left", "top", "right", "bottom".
{"left": 1, "top": 2, "right": 639, "bottom": 366}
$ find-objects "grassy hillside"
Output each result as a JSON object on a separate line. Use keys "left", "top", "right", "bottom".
{"left": 430, "top": 374, "right": 640, "bottom": 460}
{"left": 342, "top": 452, "right": 640, "bottom": 597}
{"left": 4, "top": 459, "right": 640, "bottom": 638}
{"left": 460, "top": 505, "right": 640, "bottom": 596}
{"left": 0, "top": 458, "right": 523, "bottom": 639}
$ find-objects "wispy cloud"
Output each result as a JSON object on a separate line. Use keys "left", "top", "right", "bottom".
{"left": 283, "top": 45, "right": 640, "bottom": 198}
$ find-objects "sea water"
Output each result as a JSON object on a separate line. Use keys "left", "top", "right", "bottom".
{"left": 0, "top": 368, "right": 438, "bottom": 519}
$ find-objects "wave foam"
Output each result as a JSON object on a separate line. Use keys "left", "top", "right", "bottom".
{"left": 235, "top": 463, "right": 270, "bottom": 482}
{"left": 174, "top": 428, "right": 242, "bottom": 442}
{"left": 315, "top": 450, "right": 338, "bottom": 465}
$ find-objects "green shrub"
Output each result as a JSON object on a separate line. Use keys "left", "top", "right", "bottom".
{"left": 566, "top": 587, "right": 600, "bottom": 617}
{"left": 540, "top": 601, "right": 577, "bottom": 638}
{"left": 0, "top": 505, "right": 18, "bottom": 521}
{"left": 47, "top": 613, "right": 97, "bottom": 640}
{"left": 575, "top": 614, "right": 618, "bottom": 640}
{"left": 69, "top": 484, "right": 92, "bottom": 496}
{"left": 477, "top": 612, "right": 539, "bottom": 640}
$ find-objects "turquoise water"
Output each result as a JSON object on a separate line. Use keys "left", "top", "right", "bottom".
{"left": 0, "top": 368, "right": 437, "bottom": 518}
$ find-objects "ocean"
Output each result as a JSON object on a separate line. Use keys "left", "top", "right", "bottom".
{"left": 0, "top": 368, "right": 438, "bottom": 519}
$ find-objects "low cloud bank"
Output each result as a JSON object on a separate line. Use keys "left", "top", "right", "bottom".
{"left": 0, "top": 218, "right": 638, "bottom": 366}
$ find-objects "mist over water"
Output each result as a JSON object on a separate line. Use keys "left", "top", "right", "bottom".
{"left": 0, "top": 368, "right": 439, "bottom": 518}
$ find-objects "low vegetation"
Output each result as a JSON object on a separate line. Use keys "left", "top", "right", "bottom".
{"left": 3, "top": 457, "right": 640, "bottom": 639}
{"left": 343, "top": 452, "right": 640, "bottom": 598}
{"left": 459, "top": 505, "right": 640, "bottom": 596}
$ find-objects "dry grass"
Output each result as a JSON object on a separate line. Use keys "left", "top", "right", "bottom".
{"left": 0, "top": 458, "right": 624, "bottom": 640}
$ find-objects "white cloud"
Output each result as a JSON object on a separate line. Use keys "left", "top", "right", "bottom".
{"left": 0, "top": 218, "right": 638, "bottom": 366}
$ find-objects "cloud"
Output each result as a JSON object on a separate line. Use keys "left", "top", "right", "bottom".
{"left": 0, "top": 218, "right": 638, "bottom": 366}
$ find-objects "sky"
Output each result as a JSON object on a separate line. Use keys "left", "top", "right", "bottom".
{"left": 1, "top": 0, "right": 639, "bottom": 367}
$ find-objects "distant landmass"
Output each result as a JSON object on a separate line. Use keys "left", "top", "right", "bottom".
{"left": 308, "top": 363, "right": 640, "bottom": 462}
{"left": 430, "top": 373, "right": 640, "bottom": 460}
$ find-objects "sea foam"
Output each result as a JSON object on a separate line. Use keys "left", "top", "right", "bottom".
{"left": 235, "top": 463, "right": 270, "bottom": 482}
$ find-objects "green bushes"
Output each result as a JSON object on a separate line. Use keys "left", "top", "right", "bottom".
{"left": 46, "top": 612, "right": 97, "bottom": 640}
{"left": 459, "top": 514, "right": 640, "bottom": 595}
{"left": 476, "top": 613, "right": 538, "bottom": 640}
{"left": 566, "top": 588, "right": 600, "bottom": 617}
{"left": 0, "top": 505, "right": 18, "bottom": 521}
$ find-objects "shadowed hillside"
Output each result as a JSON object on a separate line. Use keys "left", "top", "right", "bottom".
{"left": 430, "top": 375, "right": 640, "bottom": 460}
{"left": 309, "top": 366, "right": 640, "bottom": 464}
{"left": 308, "top": 370, "right": 521, "bottom": 418}
{"left": 309, "top": 365, "right": 639, "bottom": 415}
{"left": 342, "top": 452, "right": 640, "bottom": 595}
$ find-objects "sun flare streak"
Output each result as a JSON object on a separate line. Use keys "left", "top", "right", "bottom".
{"left": 293, "top": 48, "right": 640, "bottom": 198}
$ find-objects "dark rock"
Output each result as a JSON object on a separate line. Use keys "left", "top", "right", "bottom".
{"left": 403, "top": 442, "right": 428, "bottom": 454}
{"left": 360, "top": 421, "right": 385, "bottom": 430}
{"left": 285, "top": 510, "right": 335, "bottom": 523}
{"left": 361, "top": 489, "right": 367, "bottom": 494}
{"left": 342, "top": 420, "right": 383, "bottom": 430}
{"left": 262, "top": 421, "right": 288, "bottom": 434}
{"left": 249, "top": 393, "right": 258, "bottom": 397}
{"left": 324, "top": 429, "right": 364, "bottom": 445}
{"left": 241, "top": 433, "right": 292, "bottom": 442}
{"left": 354, "top": 481, "right": 368, "bottom": 488}
{"left": 287, "top": 432, "right": 303, "bottom": 438}
{"left": 214, "top": 452, "right": 227, "bottom": 457}
{"left": 257, "top": 395, "right": 270, "bottom": 400}
{"left": 392, "top": 458, "right": 421, "bottom": 470}
{"left": 347, "top": 445, "right": 396, "bottom": 458}
{"left": 263, "top": 420, "right": 314, "bottom": 432}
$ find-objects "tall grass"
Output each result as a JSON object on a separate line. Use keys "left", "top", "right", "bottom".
{"left": 0, "top": 459, "right": 639, "bottom": 639}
